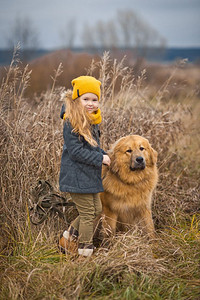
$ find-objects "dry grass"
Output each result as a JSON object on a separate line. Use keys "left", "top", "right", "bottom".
{"left": 0, "top": 49, "right": 199, "bottom": 299}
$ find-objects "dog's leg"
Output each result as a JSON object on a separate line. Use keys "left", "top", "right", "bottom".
{"left": 102, "top": 207, "right": 117, "bottom": 237}
{"left": 142, "top": 209, "right": 155, "bottom": 239}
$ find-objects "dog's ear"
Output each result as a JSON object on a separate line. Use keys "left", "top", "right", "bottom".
{"left": 108, "top": 149, "right": 119, "bottom": 173}
{"left": 149, "top": 146, "right": 158, "bottom": 165}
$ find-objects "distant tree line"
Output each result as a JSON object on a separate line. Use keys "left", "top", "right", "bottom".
{"left": 5, "top": 10, "right": 166, "bottom": 63}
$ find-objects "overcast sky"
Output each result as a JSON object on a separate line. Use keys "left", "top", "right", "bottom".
{"left": 0, "top": 0, "right": 200, "bottom": 49}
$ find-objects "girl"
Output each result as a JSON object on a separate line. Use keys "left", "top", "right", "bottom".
{"left": 58, "top": 76, "right": 110, "bottom": 257}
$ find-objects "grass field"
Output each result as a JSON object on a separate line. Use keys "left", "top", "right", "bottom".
{"left": 0, "top": 51, "right": 199, "bottom": 299}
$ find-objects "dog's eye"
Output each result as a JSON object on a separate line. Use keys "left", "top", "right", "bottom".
{"left": 140, "top": 147, "right": 145, "bottom": 151}
{"left": 126, "top": 149, "right": 132, "bottom": 153}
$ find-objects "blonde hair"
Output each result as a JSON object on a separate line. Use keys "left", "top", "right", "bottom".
{"left": 64, "top": 90, "right": 98, "bottom": 147}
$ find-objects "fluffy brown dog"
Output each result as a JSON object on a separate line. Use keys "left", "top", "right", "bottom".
{"left": 100, "top": 135, "right": 158, "bottom": 238}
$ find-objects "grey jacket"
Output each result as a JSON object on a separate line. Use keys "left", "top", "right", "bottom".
{"left": 59, "top": 111, "right": 105, "bottom": 194}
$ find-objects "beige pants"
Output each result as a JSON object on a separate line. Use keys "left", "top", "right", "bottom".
{"left": 70, "top": 193, "right": 102, "bottom": 244}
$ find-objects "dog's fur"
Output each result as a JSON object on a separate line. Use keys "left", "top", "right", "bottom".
{"left": 100, "top": 135, "right": 158, "bottom": 238}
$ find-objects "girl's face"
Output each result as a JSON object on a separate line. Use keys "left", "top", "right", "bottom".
{"left": 80, "top": 93, "right": 99, "bottom": 114}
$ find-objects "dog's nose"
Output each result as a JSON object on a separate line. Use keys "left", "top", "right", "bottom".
{"left": 136, "top": 156, "right": 144, "bottom": 164}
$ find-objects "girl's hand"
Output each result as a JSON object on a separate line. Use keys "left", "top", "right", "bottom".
{"left": 103, "top": 155, "right": 111, "bottom": 166}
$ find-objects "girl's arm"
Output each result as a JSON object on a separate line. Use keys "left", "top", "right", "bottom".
{"left": 63, "top": 122, "right": 103, "bottom": 167}
{"left": 100, "top": 148, "right": 107, "bottom": 155}
{"left": 96, "top": 126, "right": 107, "bottom": 155}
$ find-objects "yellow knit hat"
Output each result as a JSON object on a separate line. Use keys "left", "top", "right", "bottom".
{"left": 71, "top": 76, "right": 101, "bottom": 100}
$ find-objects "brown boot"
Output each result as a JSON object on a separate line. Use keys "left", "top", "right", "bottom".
{"left": 58, "top": 235, "right": 78, "bottom": 255}
{"left": 58, "top": 226, "right": 79, "bottom": 254}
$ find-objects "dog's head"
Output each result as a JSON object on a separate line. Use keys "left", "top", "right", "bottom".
{"left": 108, "top": 135, "right": 157, "bottom": 184}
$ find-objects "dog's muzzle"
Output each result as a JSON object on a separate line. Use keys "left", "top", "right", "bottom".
{"left": 130, "top": 156, "right": 146, "bottom": 171}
